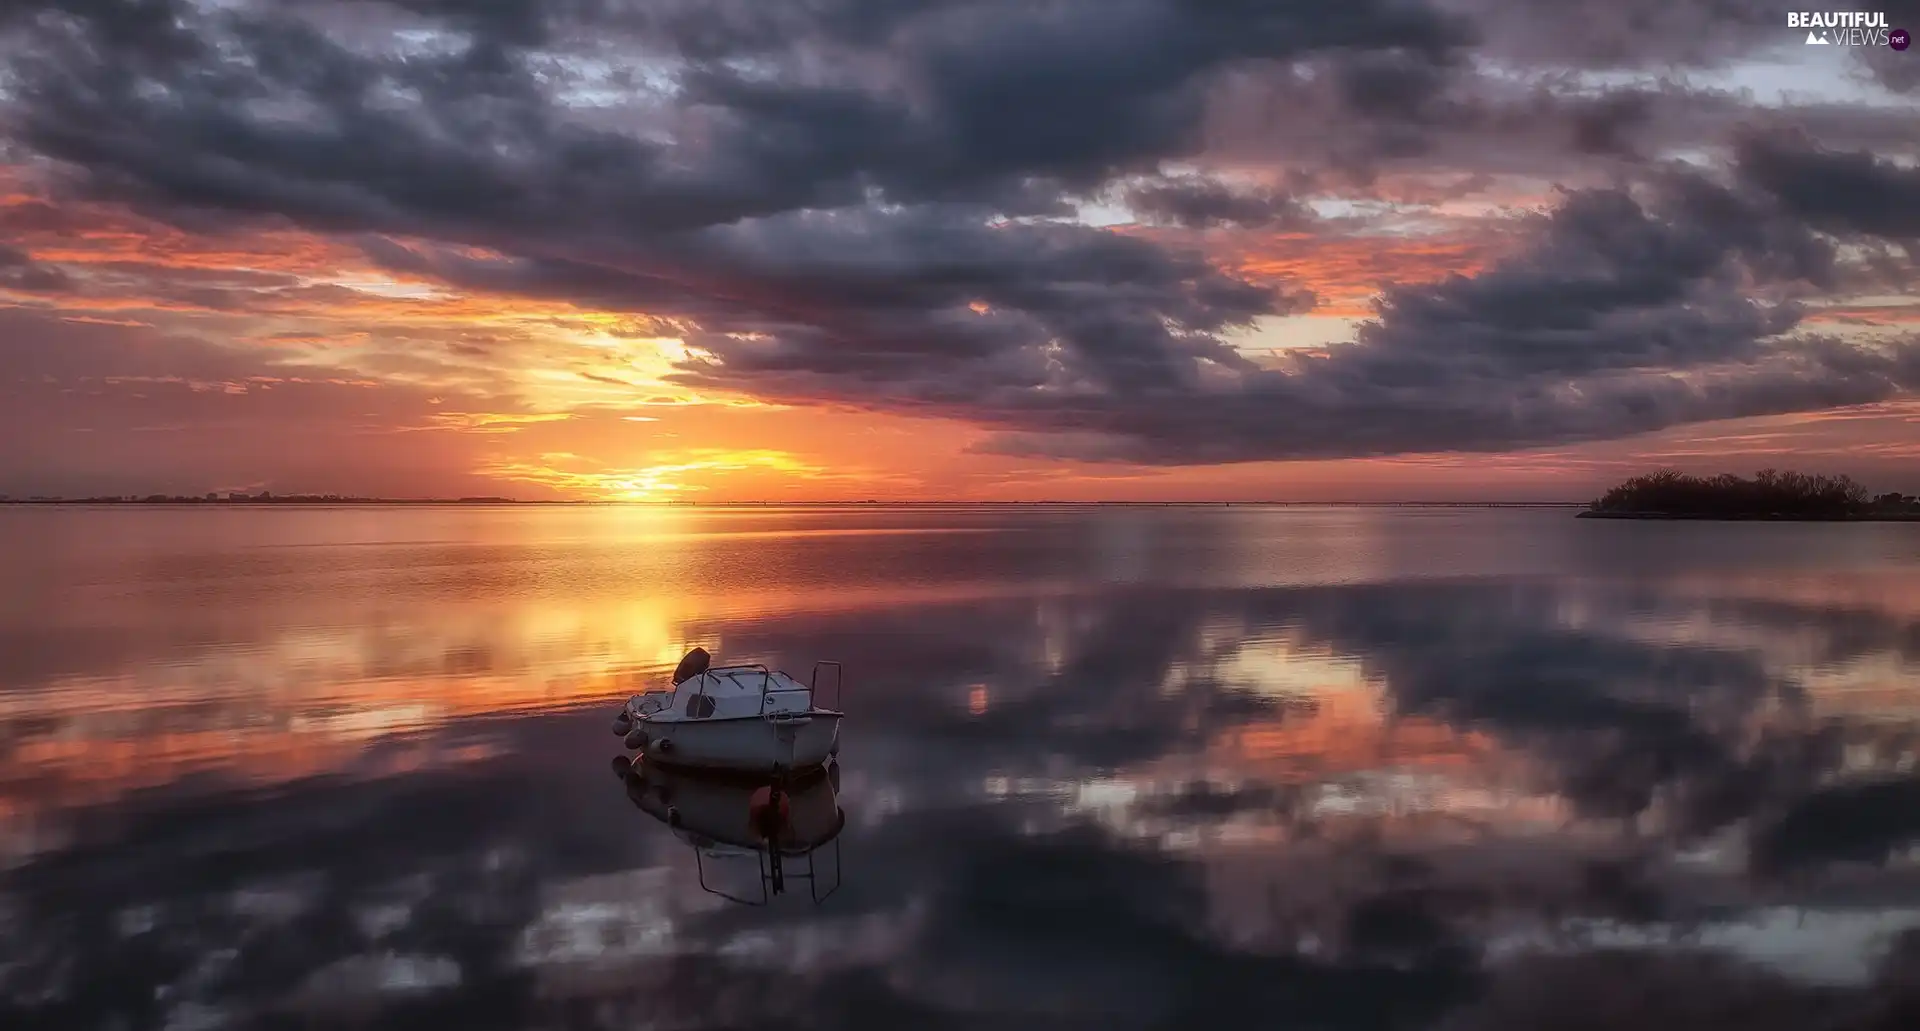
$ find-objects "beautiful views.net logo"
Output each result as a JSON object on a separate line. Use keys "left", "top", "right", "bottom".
{"left": 1787, "top": 11, "right": 1903, "bottom": 46}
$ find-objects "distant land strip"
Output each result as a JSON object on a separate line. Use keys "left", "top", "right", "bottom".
{"left": 1580, "top": 470, "right": 1920, "bottom": 522}
{"left": 1577, "top": 510, "right": 1920, "bottom": 521}
{"left": 0, "top": 495, "right": 1591, "bottom": 508}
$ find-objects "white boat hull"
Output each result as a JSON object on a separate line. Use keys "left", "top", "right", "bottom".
{"left": 630, "top": 710, "right": 842, "bottom": 773}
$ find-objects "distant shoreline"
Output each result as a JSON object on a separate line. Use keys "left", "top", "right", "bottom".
{"left": 0, "top": 497, "right": 536, "bottom": 506}
{"left": 0, "top": 498, "right": 1590, "bottom": 508}
{"left": 1582, "top": 470, "right": 1920, "bottom": 523}
{"left": 1577, "top": 510, "right": 1920, "bottom": 522}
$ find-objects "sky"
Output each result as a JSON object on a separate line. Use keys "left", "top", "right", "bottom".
{"left": 0, "top": 0, "right": 1917, "bottom": 502}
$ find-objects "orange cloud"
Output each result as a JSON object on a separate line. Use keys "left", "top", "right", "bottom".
{"left": 1804, "top": 303, "right": 1920, "bottom": 326}
{"left": 2, "top": 193, "right": 364, "bottom": 275}
{"left": 7, "top": 177, "right": 1919, "bottom": 504}
{"left": 1225, "top": 229, "right": 1516, "bottom": 316}
{"left": 478, "top": 446, "right": 921, "bottom": 500}
{"left": 424, "top": 411, "right": 574, "bottom": 433}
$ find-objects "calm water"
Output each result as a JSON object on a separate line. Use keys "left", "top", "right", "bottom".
{"left": 5, "top": 505, "right": 1920, "bottom": 1030}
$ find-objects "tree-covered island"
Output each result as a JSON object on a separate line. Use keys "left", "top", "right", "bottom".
{"left": 1580, "top": 469, "right": 1920, "bottom": 521}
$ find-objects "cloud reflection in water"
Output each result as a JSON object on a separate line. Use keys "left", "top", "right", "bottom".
{"left": 3, "top": 508, "right": 1920, "bottom": 1027}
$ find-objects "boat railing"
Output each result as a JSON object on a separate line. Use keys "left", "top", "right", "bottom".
{"left": 686, "top": 661, "right": 840, "bottom": 716}
{"left": 687, "top": 664, "right": 773, "bottom": 717}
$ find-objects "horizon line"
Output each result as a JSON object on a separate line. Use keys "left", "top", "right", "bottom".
{"left": 0, "top": 496, "right": 1593, "bottom": 507}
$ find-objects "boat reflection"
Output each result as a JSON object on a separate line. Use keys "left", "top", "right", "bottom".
{"left": 612, "top": 754, "right": 846, "bottom": 905}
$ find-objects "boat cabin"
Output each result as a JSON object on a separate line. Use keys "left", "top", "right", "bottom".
{"left": 664, "top": 665, "right": 814, "bottom": 720}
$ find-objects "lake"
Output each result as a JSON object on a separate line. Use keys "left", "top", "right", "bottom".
{"left": 4, "top": 504, "right": 1920, "bottom": 1030}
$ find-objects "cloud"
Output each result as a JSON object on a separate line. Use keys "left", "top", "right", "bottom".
{"left": 1198, "top": 35, "right": 1920, "bottom": 189}
{"left": 0, "top": 241, "right": 72, "bottom": 292}
{"left": 701, "top": 575, "right": 1860, "bottom": 832}
{"left": 1751, "top": 776, "right": 1920, "bottom": 874}
{"left": 1734, "top": 129, "right": 1920, "bottom": 241}
{"left": 1852, "top": 35, "right": 1920, "bottom": 95}
{"left": 2, "top": 0, "right": 1918, "bottom": 479}
{"left": 12, "top": 571, "right": 1920, "bottom": 1024}
{"left": 5, "top": 0, "right": 1467, "bottom": 234}
{"left": 1124, "top": 174, "right": 1316, "bottom": 230}
{"left": 0, "top": 307, "right": 524, "bottom": 496}
{"left": 725, "top": 175, "right": 1917, "bottom": 465}
{"left": 1442, "top": 0, "right": 1788, "bottom": 71}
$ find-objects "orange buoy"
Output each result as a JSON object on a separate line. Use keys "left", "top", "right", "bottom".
{"left": 748, "top": 785, "right": 791, "bottom": 841}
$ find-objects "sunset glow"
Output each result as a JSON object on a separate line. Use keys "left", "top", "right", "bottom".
{"left": 2, "top": 3, "right": 1917, "bottom": 501}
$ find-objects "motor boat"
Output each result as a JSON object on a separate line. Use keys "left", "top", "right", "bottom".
{"left": 612, "top": 648, "right": 844, "bottom": 773}
{"left": 613, "top": 755, "right": 845, "bottom": 905}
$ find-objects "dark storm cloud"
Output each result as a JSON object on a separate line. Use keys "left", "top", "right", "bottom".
{"left": 1853, "top": 39, "right": 1920, "bottom": 95}
{"left": 638, "top": 117, "right": 1908, "bottom": 465}
{"left": 0, "top": 241, "right": 71, "bottom": 292}
{"left": 0, "top": 0, "right": 201, "bottom": 57}
{"left": 925, "top": 178, "right": 1920, "bottom": 465}
{"left": 1735, "top": 130, "right": 1920, "bottom": 240}
{"left": 320, "top": 0, "right": 976, "bottom": 58}
{"left": 1566, "top": 91, "right": 1657, "bottom": 158}
{"left": 1199, "top": 30, "right": 1919, "bottom": 192}
{"left": 1751, "top": 776, "right": 1920, "bottom": 874}
{"left": 1124, "top": 175, "right": 1315, "bottom": 230}
{"left": 369, "top": 206, "right": 1299, "bottom": 395}
{"left": 6, "top": 0, "right": 1469, "bottom": 234}
{"left": 1442, "top": 0, "right": 1786, "bottom": 71}
{"left": 4, "top": 0, "right": 1917, "bottom": 467}
{"left": 1359, "top": 182, "right": 1830, "bottom": 375}
{"left": 1211, "top": 69, "right": 1920, "bottom": 194}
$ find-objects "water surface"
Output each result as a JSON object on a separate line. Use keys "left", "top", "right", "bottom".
{"left": 5, "top": 505, "right": 1920, "bottom": 1029}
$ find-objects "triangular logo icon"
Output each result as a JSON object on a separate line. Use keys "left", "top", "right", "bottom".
{"left": 1806, "top": 30, "right": 1830, "bottom": 43}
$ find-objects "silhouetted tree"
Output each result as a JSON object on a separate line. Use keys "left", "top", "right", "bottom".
{"left": 1589, "top": 469, "right": 1873, "bottom": 518}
